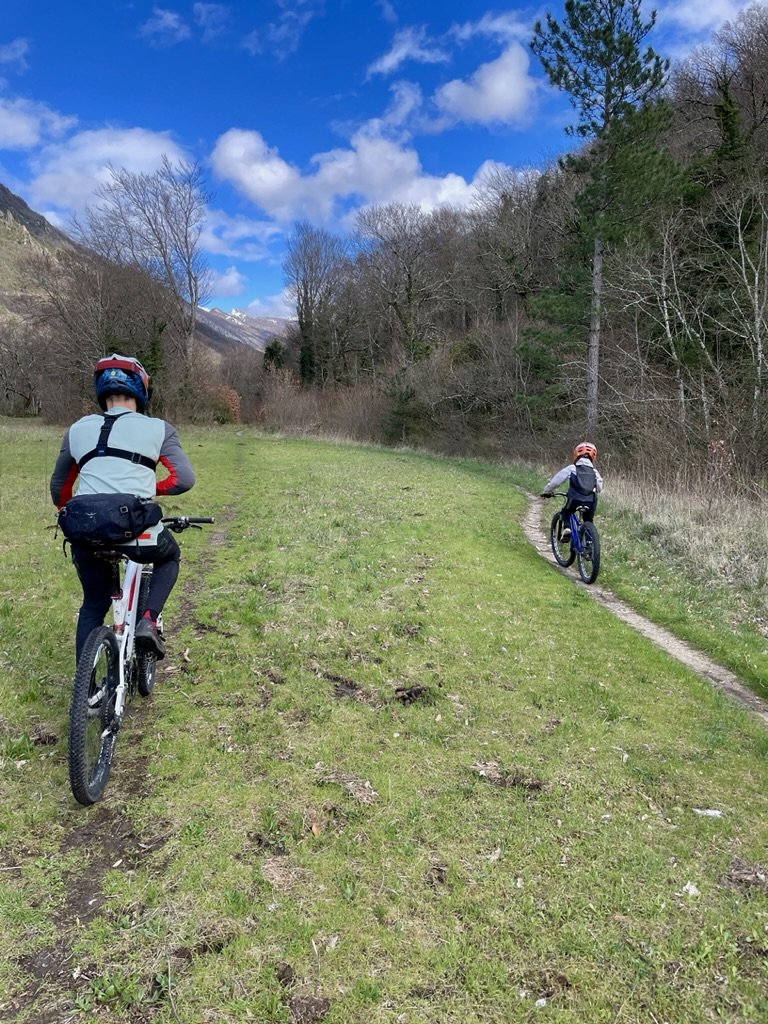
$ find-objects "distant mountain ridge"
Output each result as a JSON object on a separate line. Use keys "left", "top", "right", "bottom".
{"left": 0, "top": 182, "right": 71, "bottom": 246}
{"left": 0, "top": 181, "right": 295, "bottom": 354}
{"left": 195, "top": 305, "right": 295, "bottom": 354}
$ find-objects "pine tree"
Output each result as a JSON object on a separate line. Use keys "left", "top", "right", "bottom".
{"left": 531, "top": 0, "right": 669, "bottom": 433}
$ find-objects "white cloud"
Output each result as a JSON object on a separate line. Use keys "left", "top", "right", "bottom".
{"left": 381, "top": 81, "right": 424, "bottom": 128}
{"left": 26, "top": 127, "right": 187, "bottom": 215}
{"left": 377, "top": 1, "right": 397, "bottom": 25}
{"left": 211, "top": 118, "right": 513, "bottom": 226}
{"left": 450, "top": 11, "right": 529, "bottom": 45}
{"left": 210, "top": 129, "right": 303, "bottom": 220}
{"left": 433, "top": 44, "right": 536, "bottom": 126}
{"left": 202, "top": 207, "right": 283, "bottom": 261}
{"left": 244, "top": 287, "right": 295, "bottom": 318}
{"left": 0, "top": 38, "right": 29, "bottom": 72}
{"left": 241, "top": 30, "right": 262, "bottom": 55}
{"left": 367, "top": 26, "right": 449, "bottom": 77}
{"left": 241, "top": 1, "right": 322, "bottom": 59}
{"left": 267, "top": 0, "right": 322, "bottom": 59}
{"left": 209, "top": 264, "right": 247, "bottom": 296}
{"left": 139, "top": 7, "right": 192, "bottom": 46}
{"left": 193, "top": 3, "right": 230, "bottom": 42}
{"left": 310, "top": 130, "right": 427, "bottom": 215}
{"left": 0, "top": 97, "right": 75, "bottom": 150}
{"left": 656, "top": 0, "right": 750, "bottom": 34}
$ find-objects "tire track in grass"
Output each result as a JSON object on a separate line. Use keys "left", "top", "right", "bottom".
{"left": 522, "top": 493, "right": 768, "bottom": 726}
{"left": 8, "top": 512, "right": 235, "bottom": 1023}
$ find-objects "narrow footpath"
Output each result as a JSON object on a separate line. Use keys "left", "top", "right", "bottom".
{"left": 522, "top": 494, "right": 768, "bottom": 727}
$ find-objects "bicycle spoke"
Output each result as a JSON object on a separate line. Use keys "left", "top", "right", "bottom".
{"left": 550, "top": 511, "right": 575, "bottom": 567}
{"left": 577, "top": 522, "right": 601, "bottom": 584}
{"left": 69, "top": 626, "right": 120, "bottom": 805}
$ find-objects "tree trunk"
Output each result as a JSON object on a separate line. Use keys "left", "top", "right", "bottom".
{"left": 586, "top": 237, "right": 603, "bottom": 434}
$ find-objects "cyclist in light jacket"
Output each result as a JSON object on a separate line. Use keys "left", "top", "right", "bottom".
{"left": 50, "top": 354, "right": 195, "bottom": 663}
{"left": 541, "top": 442, "right": 603, "bottom": 542}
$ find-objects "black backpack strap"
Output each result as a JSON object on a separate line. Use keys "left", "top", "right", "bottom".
{"left": 77, "top": 415, "right": 157, "bottom": 472}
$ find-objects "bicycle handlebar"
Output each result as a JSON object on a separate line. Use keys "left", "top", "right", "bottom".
{"left": 162, "top": 515, "right": 215, "bottom": 533}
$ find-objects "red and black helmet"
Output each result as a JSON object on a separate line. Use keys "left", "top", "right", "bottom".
{"left": 94, "top": 354, "right": 150, "bottom": 413}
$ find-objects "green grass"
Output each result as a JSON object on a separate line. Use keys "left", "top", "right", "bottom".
{"left": 588, "top": 484, "right": 768, "bottom": 701}
{"left": 1, "top": 418, "right": 767, "bottom": 1023}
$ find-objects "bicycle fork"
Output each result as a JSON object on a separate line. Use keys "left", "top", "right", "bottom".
{"left": 103, "top": 560, "right": 143, "bottom": 733}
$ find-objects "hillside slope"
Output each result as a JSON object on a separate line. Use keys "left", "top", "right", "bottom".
{"left": 0, "top": 183, "right": 72, "bottom": 318}
{"left": 0, "top": 181, "right": 295, "bottom": 353}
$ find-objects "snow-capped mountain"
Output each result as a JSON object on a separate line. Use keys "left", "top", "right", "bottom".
{"left": 195, "top": 306, "right": 296, "bottom": 354}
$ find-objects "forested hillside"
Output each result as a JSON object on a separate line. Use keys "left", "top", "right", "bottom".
{"left": 279, "top": 2, "right": 768, "bottom": 478}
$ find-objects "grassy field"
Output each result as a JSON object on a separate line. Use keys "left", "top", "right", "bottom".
{"left": 1, "top": 417, "right": 767, "bottom": 1024}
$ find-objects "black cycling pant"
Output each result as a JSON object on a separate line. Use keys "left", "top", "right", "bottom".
{"left": 71, "top": 527, "right": 180, "bottom": 662}
{"left": 563, "top": 495, "right": 597, "bottom": 523}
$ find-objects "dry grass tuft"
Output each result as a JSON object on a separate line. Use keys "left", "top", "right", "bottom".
{"left": 609, "top": 474, "right": 768, "bottom": 591}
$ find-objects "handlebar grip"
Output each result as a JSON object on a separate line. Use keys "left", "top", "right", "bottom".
{"left": 187, "top": 516, "right": 215, "bottom": 524}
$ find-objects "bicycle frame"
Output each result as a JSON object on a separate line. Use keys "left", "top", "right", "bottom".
{"left": 69, "top": 514, "right": 214, "bottom": 805}
{"left": 107, "top": 556, "right": 157, "bottom": 724}
{"left": 564, "top": 506, "right": 589, "bottom": 552}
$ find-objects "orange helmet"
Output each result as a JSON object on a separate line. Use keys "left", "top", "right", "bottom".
{"left": 573, "top": 441, "right": 597, "bottom": 462}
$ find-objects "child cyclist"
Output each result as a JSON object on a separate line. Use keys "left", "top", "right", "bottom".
{"left": 541, "top": 442, "right": 603, "bottom": 542}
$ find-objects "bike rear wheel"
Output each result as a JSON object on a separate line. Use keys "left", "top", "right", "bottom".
{"left": 577, "top": 522, "right": 601, "bottom": 584}
{"left": 68, "top": 626, "right": 120, "bottom": 805}
{"left": 550, "top": 512, "right": 575, "bottom": 567}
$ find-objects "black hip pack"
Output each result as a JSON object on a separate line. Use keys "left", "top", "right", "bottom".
{"left": 58, "top": 493, "right": 162, "bottom": 546}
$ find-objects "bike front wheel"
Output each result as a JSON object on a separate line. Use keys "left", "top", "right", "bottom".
{"left": 550, "top": 512, "right": 575, "bottom": 567}
{"left": 577, "top": 522, "right": 601, "bottom": 584}
{"left": 136, "top": 569, "right": 157, "bottom": 697}
{"left": 68, "top": 626, "right": 120, "bottom": 805}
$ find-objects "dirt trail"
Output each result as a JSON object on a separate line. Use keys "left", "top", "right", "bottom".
{"left": 522, "top": 495, "right": 768, "bottom": 727}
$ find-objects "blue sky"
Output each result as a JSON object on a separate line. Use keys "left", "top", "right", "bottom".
{"left": 0, "top": 1, "right": 761, "bottom": 317}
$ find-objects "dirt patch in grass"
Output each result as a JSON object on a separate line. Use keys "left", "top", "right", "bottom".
{"left": 721, "top": 858, "right": 768, "bottom": 892}
{"left": 289, "top": 994, "right": 332, "bottom": 1022}
{"left": 262, "top": 857, "right": 309, "bottom": 891}
{"left": 394, "top": 683, "right": 427, "bottom": 704}
{"left": 310, "top": 661, "right": 379, "bottom": 704}
{"left": 522, "top": 494, "right": 768, "bottom": 726}
{"left": 12, "top": 743, "right": 168, "bottom": 1020}
{"left": 472, "top": 760, "right": 546, "bottom": 792}
{"left": 166, "top": 507, "right": 233, "bottom": 635}
{"left": 8, "top": 521, "right": 220, "bottom": 1021}
{"left": 315, "top": 764, "right": 378, "bottom": 804}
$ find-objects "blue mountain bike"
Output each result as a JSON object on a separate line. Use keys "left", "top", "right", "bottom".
{"left": 544, "top": 492, "right": 601, "bottom": 585}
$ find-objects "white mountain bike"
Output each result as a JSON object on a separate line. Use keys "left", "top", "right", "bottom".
{"left": 68, "top": 515, "right": 214, "bottom": 805}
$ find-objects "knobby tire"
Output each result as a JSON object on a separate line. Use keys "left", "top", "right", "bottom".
{"left": 68, "top": 625, "right": 120, "bottom": 805}
{"left": 577, "top": 521, "right": 601, "bottom": 584}
{"left": 136, "top": 568, "right": 157, "bottom": 697}
{"left": 550, "top": 512, "right": 575, "bottom": 567}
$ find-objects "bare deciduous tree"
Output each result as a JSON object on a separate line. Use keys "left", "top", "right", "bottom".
{"left": 354, "top": 203, "right": 457, "bottom": 365}
{"left": 78, "top": 157, "right": 211, "bottom": 376}
{"left": 0, "top": 320, "right": 42, "bottom": 416}
{"left": 283, "top": 222, "right": 349, "bottom": 384}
